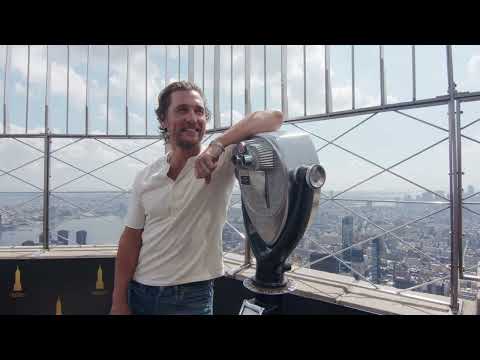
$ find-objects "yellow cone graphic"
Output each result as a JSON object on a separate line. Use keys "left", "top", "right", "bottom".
{"left": 56, "top": 297, "right": 62, "bottom": 315}
{"left": 13, "top": 266, "right": 22, "bottom": 292}
{"left": 96, "top": 265, "right": 104, "bottom": 290}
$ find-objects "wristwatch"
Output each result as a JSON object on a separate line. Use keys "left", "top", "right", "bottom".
{"left": 209, "top": 140, "right": 225, "bottom": 156}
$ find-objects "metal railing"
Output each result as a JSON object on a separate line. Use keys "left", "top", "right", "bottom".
{"left": 1, "top": 45, "right": 479, "bottom": 314}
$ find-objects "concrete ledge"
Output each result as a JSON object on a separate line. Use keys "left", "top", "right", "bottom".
{"left": 0, "top": 246, "right": 117, "bottom": 259}
{"left": 224, "top": 252, "right": 477, "bottom": 315}
{"left": 1, "top": 248, "right": 476, "bottom": 315}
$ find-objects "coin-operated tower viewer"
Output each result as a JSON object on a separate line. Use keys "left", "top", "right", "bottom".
{"left": 232, "top": 130, "right": 326, "bottom": 315}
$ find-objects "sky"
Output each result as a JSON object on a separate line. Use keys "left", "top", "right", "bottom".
{"left": 0, "top": 45, "right": 479, "bottom": 196}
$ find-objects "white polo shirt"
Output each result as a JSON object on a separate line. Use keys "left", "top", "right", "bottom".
{"left": 124, "top": 145, "right": 236, "bottom": 286}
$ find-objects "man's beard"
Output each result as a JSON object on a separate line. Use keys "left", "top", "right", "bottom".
{"left": 176, "top": 139, "right": 197, "bottom": 150}
{"left": 175, "top": 132, "right": 203, "bottom": 150}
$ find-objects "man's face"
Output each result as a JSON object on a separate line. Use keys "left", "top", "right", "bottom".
{"left": 163, "top": 90, "right": 207, "bottom": 149}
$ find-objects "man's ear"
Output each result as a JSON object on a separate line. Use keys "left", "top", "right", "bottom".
{"left": 160, "top": 119, "right": 167, "bottom": 130}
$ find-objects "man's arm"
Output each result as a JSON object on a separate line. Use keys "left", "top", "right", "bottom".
{"left": 195, "top": 110, "right": 284, "bottom": 182}
{"left": 215, "top": 110, "right": 284, "bottom": 148}
{"left": 110, "top": 226, "right": 143, "bottom": 315}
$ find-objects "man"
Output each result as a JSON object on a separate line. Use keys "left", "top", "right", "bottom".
{"left": 110, "top": 81, "right": 283, "bottom": 315}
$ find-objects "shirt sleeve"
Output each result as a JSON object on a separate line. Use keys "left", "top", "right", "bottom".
{"left": 216, "top": 144, "right": 235, "bottom": 174}
{"left": 124, "top": 171, "right": 146, "bottom": 230}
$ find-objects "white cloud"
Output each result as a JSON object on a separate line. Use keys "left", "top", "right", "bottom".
{"left": 467, "top": 55, "right": 480, "bottom": 77}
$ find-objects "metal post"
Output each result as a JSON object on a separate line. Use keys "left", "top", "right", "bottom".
{"left": 43, "top": 132, "right": 51, "bottom": 250}
{"left": 86, "top": 45, "right": 90, "bottom": 135}
{"left": 145, "top": 45, "right": 148, "bottom": 136}
{"left": 244, "top": 44, "right": 252, "bottom": 265}
{"left": 412, "top": 45, "right": 416, "bottom": 101}
{"left": 303, "top": 45, "right": 307, "bottom": 116}
{"left": 325, "top": 45, "right": 332, "bottom": 114}
{"left": 202, "top": 45, "right": 205, "bottom": 92}
{"left": 126, "top": 45, "right": 129, "bottom": 136}
{"left": 43, "top": 44, "right": 51, "bottom": 250}
{"left": 165, "top": 45, "right": 168, "bottom": 87}
{"left": 352, "top": 45, "right": 355, "bottom": 109}
{"left": 66, "top": 45, "right": 70, "bottom": 134}
{"left": 26, "top": 45, "right": 30, "bottom": 133}
{"left": 214, "top": 45, "right": 220, "bottom": 128}
{"left": 188, "top": 45, "right": 195, "bottom": 82}
{"left": 178, "top": 45, "right": 181, "bottom": 80}
{"left": 281, "top": 45, "right": 288, "bottom": 118}
{"left": 380, "top": 45, "right": 386, "bottom": 105}
{"left": 446, "top": 45, "right": 460, "bottom": 314}
{"left": 45, "top": 45, "right": 51, "bottom": 133}
{"left": 245, "top": 45, "right": 251, "bottom": 115}
{"left": 264, "top": 45, "right": 267, "bottom": 111}
{"left": 456, "top": 99, "right": 464, "bottom": 278}
{"left": 106, "top": 45, "right": 110, "bottom": 135}
{"left": 230, "top": 45, "right": 233, "bottom": 126}
{"left": 3, "top": 45, "right": 10, "bottom": 134}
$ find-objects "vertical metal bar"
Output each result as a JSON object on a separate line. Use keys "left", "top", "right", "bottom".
{"left": 43, "top": 45, "right": 51, "bottom": 250}
{"left": 412, "top": 45, "right": 416, "bottom": 101}
{"left": 3, "top": 45, "right": 10, "bottom": 134}
{"left": 456, "top": 99, "right": 464, "bottom": 279}
{"left": 45, "top": 45, "right": 51, "bottom": 133}
{"left": 43, "top": 132, "right": 51, "bottom": 250}
{"left": 325, "top": 45, "right": 332, "bottom": 114}
{"left": 66, "top": 45, "right": 70, "bottom": 134}
{"left": 264, "top": 45, "right": 267, "bottom": 111}
{"left": 145, "top": 45, "right": 148, "bottom": 136}
{"left": 243, "top": 44, "right": 252, "bottom": 265}
{"left": 230, "top": 45, "right": 233, "bottom": 126}
{"left": 281, "top": 45, "right": 288, "bottom": 118}
{"left": 202, "top": 45, "right": 205, "bottom": 92}
{"left": 26, "top": 45, "right": 31, "bottom": 133}
{"left": 214, "top": 45, "right": 220, "bottom": 128}
{"left": 188, "top": 45, "right": 194, "bottom": 82}
{"left": 446, "top": 45, "right": 459, "bottom": 314}
{"left": 303, "top": 45, "right": 307, "bottom": 116}
{"left": 245, "top": 45, "right": 251, "bottom": 116}
{"left": 106, "top": 45, "right": 110, "bottom": 135}
{"left": 126, "top": 45, "right": 129, "bottom": 136}
{"left": 380, "top": 45, "right": 386, "bottom": 105}
{"left": 352, "top": 45, "right": 355, "bottom": 110}
{"left": 178, "top": 45, "right": 181, "bottom": 80}
{"left": 165, "top": 45, "right": 168, "bottom": 87}
{"left": 86, "top": 45, "right": 90, "bottom": 135}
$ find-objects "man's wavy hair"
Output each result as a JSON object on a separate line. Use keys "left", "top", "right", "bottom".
{"left": 155, "top": 81, "right": 211, "bottom": 143}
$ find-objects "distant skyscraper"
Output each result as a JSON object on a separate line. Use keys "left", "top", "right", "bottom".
{"left": 341, "top": 216, "right": 354, "bottom": 272}
{"left": 371, "top": 237, "right": 382, "bottom": 284}
{"left": 350, "top": 247, "right": 365, "bottom": 280}
{"left": 394, "top": 276, "right": 414, "bottom": 289}
{"left": 309, "top": 252, "right": 340, "bottom": 274}
{"left": 38, "top": 232, "right": 45, "bottom": 245}
{"left": 76, "top": 230, "right": 87, "bottom": 245}
{"left": 57, "top": 230, "right": 68, "bottom": 245}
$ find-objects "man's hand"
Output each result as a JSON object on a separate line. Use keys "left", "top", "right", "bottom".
{"left": 194, "top": 143, "right": 223, "bottom": 184}
{"left": 110, "top": 302, "right": 132, "bottom": 315}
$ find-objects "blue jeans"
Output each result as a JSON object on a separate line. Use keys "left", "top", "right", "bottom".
{"left": 127, "top": 279, "right": 214, "bottom": 315}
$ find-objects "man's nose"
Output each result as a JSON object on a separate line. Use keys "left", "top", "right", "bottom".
{"left": 184, "top": 109, "right": 197, "bottom": 123}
